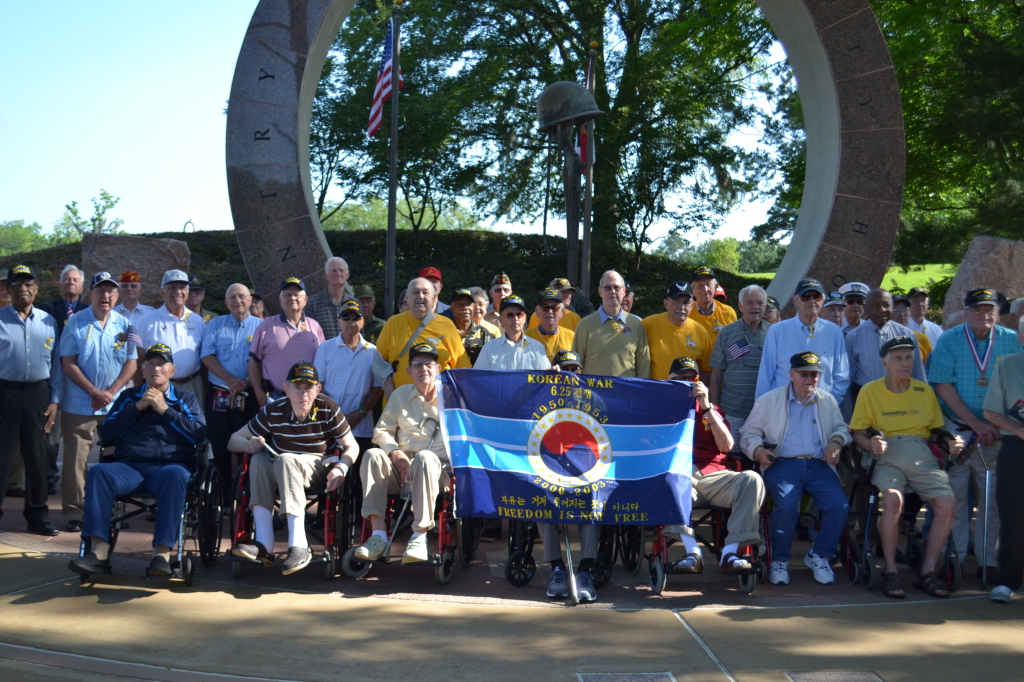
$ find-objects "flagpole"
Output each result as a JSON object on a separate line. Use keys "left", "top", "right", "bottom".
{"left": 580, "top": 40, "right": 597, "bottom": 300}
{"left": 384, "top": 0, "right": 403, "bottom": 319}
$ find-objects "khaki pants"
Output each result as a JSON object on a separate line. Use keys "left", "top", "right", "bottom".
{"left": 61, "top": 413, "right": 103, "bottom": 522}
{"left": 949, "top": 442, "right": 1000, "bottom": 568}
{"left": 668, "top": 469, "right": 765, "bottom": 547}
{"left": 541, "top": 524, "right": 597, "bottom": 562}
{"left": 360, "top": 448, "right": 448, "bottom": 532}
{"left": 249, "top": 452, "right": 326, "bottom": 517}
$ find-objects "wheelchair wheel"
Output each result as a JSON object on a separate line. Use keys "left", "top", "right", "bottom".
{"left": 457, "top": 518, "right": 480, "bottom": 568}
{"left": 617, "top": 525, "right": 644, "bottom": 575}
{"left": 183, "top": 552, "right": 195, "bottom": 587}
{"left": 940, "top": 554, "right": 961, "bottom": 592}
{"left": 109, "top": 501, "right": 124, "bottom": 549}
{"left": 861, "top": 551, "right": 882, "bottom": 590}
{"left": 738, "top": 571, "right": 757, "bottom": 595}
{"left": 648, "top": 557, "right": 666, "bottom": 595}
{"left": 435, "top": 550, "right": 454, "bottom": 585}
{"left": 198, "top": 469, "right": 224, "bottom": 568}
{"left": 906, "top": 538, "right": 925, "bottom": 573}
{"left": 232, "top": 560, "right": 244, "bottom": 579}
{"left": 340, "top": 546, "right": 372, "bottom": 579}
{"left": 592, "top": 555, "right": 612, "bottom": 589}
{"left": 844, "top": 536, "right": 861, "bottom": 585}
{"left": 504, "top": 549, "right": 535, "bottom": 587}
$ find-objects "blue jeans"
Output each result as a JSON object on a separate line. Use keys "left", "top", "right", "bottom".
{"left": 763, "top": 457, "right": 849, "bottom": 562}
{"left": 83, "top": 461, "right": 190, "bottom": 549}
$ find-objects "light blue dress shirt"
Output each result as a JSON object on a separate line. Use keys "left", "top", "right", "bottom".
{"left": 755, "top": 315, "right": 849, "bottom": 403}
{"left": 200, "top": 313, "right": 262, "bottom": 389}
{"left": 845, "top": 319, "right": 926, "bottom": 387}
{"left": 0, "top": 305, "right": 62, "bottom": 403}
{"left": 597, "top": 307, "right": 629, "bottom": 325}
{"left": 59, "top": 307, "right": 135, "bottom": 416}
{"left": 778, "top": 385, "right": 824, "bottom": 458}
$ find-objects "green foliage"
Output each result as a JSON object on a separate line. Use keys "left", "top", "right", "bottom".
{"left": 321, "top": 198, "right": 483, "bottom": 232}
{"left": 654, "top": 233, "right": 785, "bottom": 273}
{"left": 0, "top": 220, "right": 47, "bottom": 257}
{"left": 53, "top": 190, "right": 125, "bottom": 242}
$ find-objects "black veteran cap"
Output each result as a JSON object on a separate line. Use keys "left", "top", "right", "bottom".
{"left": 766, "top": 296, "right": 780, "bottom": 311}
{"left": 624, "top": 281, "right": 634, "bottom": 294}
{"left": 537, "top": 288, "right": 562, "bottom": 304}
{"left": 790, "top": 352, "right": 823, "bottom": 372}
{"left": 145, "top": 343, "right": 174, "bottom": 363}
{"left": 795, "top": 278, "right": 824, "bottom": 296}
{"left": 665, "top": 281, "right": 693, "bottom": 299}
{"left": 690, "top": 265, "right": 715, "bottom": 282}
{"left": 892, "top": 293, "right": 910, "bottom": 307}
{"left": 409, "top": 342, "right": 439, "bottom": 361}
{"left": 8, "top": 264, "right": 37, "bottom": 281}
{"left": 90, "top": 271, "right": 119, "bottom": 289}
{"left": 549, "top": 277, "right": 576, "bottom": 292}
{"left": 669, "top": 356, "right": 699, "bottom": 377}
{"left": 251, "top": 288, "right": 262, "bottom": 301}
{"left": 823, "top": 292, "right": 845, "bottom": 308}
{"left": 189, "top": 275, "right": 205, "bottom": 291}
{"left": 552, "top": 349, "right": 582, "bottom": 369}
{"left": 965, "top": 288, "right": 999, "bottom": 308}
{"left": 880, "top": 335, "right": 916, "bottom": 357}
{"left": 500, "top": 294, "right": 527, "bottom": 312}
{"left": 338, "top": 299, "right": 362, "bottom": 317}
{"left": 287, "top": 361, "right": 319, "bottom": 384}
{"left": 279, "top": 276, "right": 306, "bottom": 292}
{"left": 450, "top": 287, "right": 474, "bottom": 304}
{"left": 907, "top": 287, "right": 928, "bottom": 299}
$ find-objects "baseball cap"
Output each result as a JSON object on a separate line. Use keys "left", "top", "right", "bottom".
{"left": 537, "top": 288, "right": 562, "bottom": 304}
{"left": 907, "top": 287, "right": 929, "bottom": 299}
{"left": 90, "top": 272, "right": 119, "bottom": 289}
{"left": 119, "top": 271, "right": 141, "bottom": 283}
{"left": 161, "top": 269, "right": 189, "bottom": 286}
{"left": 880, "top": 336, "right": 915, "bottom": 357}
{"left": 964, "top": 288, "right": 999, "bottom": 308}
{"left": 766, "top": 296, "right": 780, "bottom": 311}
{"left": 665, "top": 281, "right": 693, "bottom": 299}
{"left": 352, "top": 284, "right": 375, "bottom": 299}
{"left": 690, "top": 265, "right": 715, "bottom": 282}
{"left": 144, "top": 343, "right": 174, "bottom": 363}
{"left": 838, "top": 282, "right": 868, "bottom": 299}
{"left": 549, "top": 277, "right": 576, "bottom": 293}
{"left": 499, "top": 294, "right": 527, "bottom": 312}
{"left": 450, "top": 287, "right": 474, "bottom": 304}
{"left": 409, "top": 342, "right": 439, "bottom": 361}
{"left": 338, "top": 299, "right": 362, "bottom": 317}
{"left": 552, "top": 349, "right": 582, "bottom": 370}
{"left": 419, "top": 266, "right": 442, "bottom": 282}
{"left": 669, "top": 356, "right": 699, "bottom": 377}
{"left": 823, "top": 292, "right": 845, "bottom": 308}
{"left": 492, "top": 272, "right": 512, "bottom": 287}
{"left": 714, "top": 284, "right": 727, "bottom": 301}
{"left": 794, "top": 278, "right": 824, "bottom": 296}
{"left": 286, "top": 361, "right": 319, "bottom": 384}
{"left": 189, "top": 275, "right": 205, "bottom": 291}
{"left": 790, "top": 352, "right": 823, "bottom": 372}
{"left": 279, "top": 277, "right": 305, "bottom": 292}
{"left": 892, "top": 294, "right": 910, "bottom": 307}
{"left": 8, "top": 264, "right": 37, "bottom": 281}
{"left": 251, "top": 289, "right": 262, "bottom": 301}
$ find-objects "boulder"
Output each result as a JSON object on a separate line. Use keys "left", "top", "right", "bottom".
{"left": 81, "top": 233, "right": 190, "bottom": 308}
{"left": 944, "top": 236, "right": 1024, "bottom": 324}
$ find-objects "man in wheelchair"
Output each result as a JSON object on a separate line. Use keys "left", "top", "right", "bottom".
{"left": 228, "top": 361, "right": 358, "bottom": 575}
{"left": 667, "top": 357, "right": 765, "bottom": 574}
{"left": 69, "top": 343, "right": 207, "bottom": 577}
{"left": 352, "top": 342, "right": 449, "bottom": 565}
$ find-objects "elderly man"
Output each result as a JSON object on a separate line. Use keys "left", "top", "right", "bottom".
{"left": 484, "top": 272, "right": 513, "bottom": 329}
{"left": 838, "top": 282, "right": 869, "bottom": 335}
{"left": 689, "top": 266, "right": 737, "bottom": 342}
{"left": 764, "top": 296, "right": 781, "bottom": 324}
{"left": 69, "top": 343, "right": 206, "bottom": 576}
{"left": 983, "top": 318, "right": 1024, "bottom": 603}
{"left": 907, "top": 287, "right": 943, "bottom": 347}
{"left": 229, "top": 362, "right": 358, "bottom": 574}
{"left": 475, "top": 295, "right": 551, "bottom": 371}
{"left": 469, "top": 287, "right": 501, "bottom": 337}
{"left": 666, "top": 357, "right": 765, "bottom": 574}
{"left": 553, "top": 349, "right": 583, "bottom": 372}
{"left": 846, "top": 289, "right": 926, "bottom": 394}
{"left": 573, "top": 270, "right": 650, "bottom": 378}
{"left": 419, "top": 266, "right": 450, "bottom": 314}
{"left": 756, "top": 278, "right": 849, "bottom": 404}
{"left": 891, "top": 294, "right": 932, "bottom": 362}
{"left": 186, "top": 276, "right": 216, "bottom": 323}
{"left": 353, "top": 284, "right": 385, "bottom": 344}
{"left": 449, "top": 288, "right": 495, "bottom": 366}
{"left": 1001, "top": 298, "right": 1024, "bottom": 333}
{"left": 851, "top": 336, "right": 961, "bottom": 599}
{"left": 305, "top": 257, "right": 356, "bottom": 340}
{"left": 529, "top": 278, "right": 582, "bottom": 332}
{"left": 709, "top": 284, "right": 771, "bottom": 445}
{"left": 248, "top": 277, "right": 326, "bottom": 408}
{"left": 821, "top": 292, "right": 845, "bottom": 326}
{"left": 622, "top": 281, "right": 636, "bottom": 313}
{"left": 526, "top": 288, "right": 575, "bottom": 362}
{"left": 742, "top": 352, "right": 851, "bottom": 586}
{"left": 59, "top": 272, "right": 138, "bottom": 533}
{"left": 375, "top": 277, "right": 469, "bottom": 396}
{"left": 352, "top": 343, "right": 452, "bottom": 565}
{"left": 314, "top": 299, "right": 383, "bottom": 452}
{"left": 113, "top": 271, "right": 154, "bottom": 327}
{"left": 201, "top": 283, "right": 261, "bottom": 500}
{"left": 644, "top": 281, "right": 713, "bottom": 379}
{"left": 929, "top": 287, "right": 1024, "bottom": 584}
{"left": 249, "top": 290, "right": 265, "bottom": 319}
{"left": 0, "top": 265, "right": 62, "bottom": 536}
{"left": 137, "top": 270, "right": 209, "bottom": 412}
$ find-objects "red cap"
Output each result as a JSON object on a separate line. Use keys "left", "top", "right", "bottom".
{"left": 119, "top": 271, "right": 142, "bottom": 283}
{"left": 419, "top": 266, "right": 442, "bottom": 282}
{"left": 714, "top": 284, "right": 727, "bottom": 301}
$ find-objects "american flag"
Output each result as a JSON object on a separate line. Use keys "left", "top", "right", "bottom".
{"left": 575, "top": 50, "right": 595, "bottom": 165}
{"left": 367, "top": 17, "right": 404, "bottom": 139}
{"left": 727, "top": 336, "right": 750, "bottom": 360}
{"left": 126, "top": 324, "right": 142, "bottom": 351}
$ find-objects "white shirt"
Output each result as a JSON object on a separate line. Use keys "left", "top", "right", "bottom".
{"left": 114, "top": 302, "right": 155, "bottom": 328}
{"left": 908, "top": 317, "right": 943, "bottom": 347}
{"left": 313, "top": 334, "right": 383, "bottom": 438}
{"left": 473, "top": 334, "right": 550, "bottom": 371}
{"left": 137, "top": 304, "right": 208, "bottom": 377}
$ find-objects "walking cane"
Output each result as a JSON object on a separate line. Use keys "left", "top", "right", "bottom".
{"left": 977, "top": 444, "right": 992, "bottom": 588}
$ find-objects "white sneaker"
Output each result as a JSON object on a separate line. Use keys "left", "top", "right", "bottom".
{"left": 353, "top": 535, "right": 387, "bottom": 561}
{"left": 991, "top": 585, "right": 1013, "bottom": 603}
{"left": 768, "top": 560, "right": 789, "bottom": 585}
{"left": 803, "top": 551, "right": 835, "bottom": 585}
{"left": 402, "top": 534, "right": 430, "bottom": 564}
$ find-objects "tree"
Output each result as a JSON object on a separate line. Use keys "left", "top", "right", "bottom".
{"left": 0, "top": 220, "right": 47, "bottom": 256}
{"left": 321, "top": 198, "right": 483, "bottom": 231}
{"left": 53, "top": 190, "right": 125, "bottom": 242}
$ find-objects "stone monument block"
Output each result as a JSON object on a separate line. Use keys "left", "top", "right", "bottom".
{"left": 943, "top": 236, "right": 1024, "bottom": 323}
{"left": 81, "top": 233, "right": 191, "bottom": 308}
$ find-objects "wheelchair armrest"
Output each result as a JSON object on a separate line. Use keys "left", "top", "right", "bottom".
{"left": 726, "top": 452, "right": 756, "bottom": 472}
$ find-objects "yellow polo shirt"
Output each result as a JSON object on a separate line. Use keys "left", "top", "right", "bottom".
{"left": 913, "top": 330, "right": 932, "bottom": 363}
{"left": 376, "top": 312, "right": 470, "bottom": 388}
{"left": 528, "top": 309, "right": 580, "bottom": 332}
{"left": 691, "top": 302, "right": 737, "bottom": 341}
{"left": 525, "top": 325, "right": 575, "bottom": 362}
{"left": 642, "top": 313, "right": 714, "bottom": 379}
{"left": 849, "top": 377, "right": 944, "bottom": 438}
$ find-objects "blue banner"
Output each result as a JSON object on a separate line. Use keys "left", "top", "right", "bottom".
{"left": 438, "top": 369, "right": 694, "bottom": 525}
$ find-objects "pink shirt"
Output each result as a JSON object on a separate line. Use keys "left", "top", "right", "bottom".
{"left": 249, "top": 314, "right": 325, "bottom": 390}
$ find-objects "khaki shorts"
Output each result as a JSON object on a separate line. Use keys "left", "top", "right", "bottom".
{"left": 864, "top": 435, "right": 952, "bottom": 501}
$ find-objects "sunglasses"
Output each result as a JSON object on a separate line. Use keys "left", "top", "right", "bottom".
{"left": 409, "top": 360, "right": 437, "bottom": 369}
{"left": 799, "top": 291, "right": 823, "bottom": 301}
{"left": 339, "top": 314, "right": 361, "bottom": 321}
{"left": 539, "top": 304, "right": 561, "bottom": 313}
{"left": 845, "top": 296, "right": 866, "bottom": 305}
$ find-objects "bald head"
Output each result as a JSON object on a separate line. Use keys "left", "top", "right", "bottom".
{"left": 225, "top": 282, "right": 252, "bottom": 319}
{"left": 865, "top": 288, "right": 892, "bottom": 327}
{"left": 598, "top": 270, "right": 625, "bottom": 316}
{"left": 406, "top": 277, "right": 436, "bottom": 320}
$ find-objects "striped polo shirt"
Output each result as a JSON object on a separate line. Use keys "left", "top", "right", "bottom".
{"left": 248, "top": 394, "right": 350, "bottom": 462}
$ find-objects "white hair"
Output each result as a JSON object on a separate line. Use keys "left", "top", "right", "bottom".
{"left": 738, "top": 284, "right": 766, "bottom": 305}
{"left": 599, "top": 270, "right": 623, "bottom": 287}
{"left": 224, "top": 282, "right": 250, "bottom": 298}
{"left": 469, "top": 286, "right": 487, "bottom": 300}
{"left": 1017, "top": 315, "right": 1024, "bottom": 334}
{"left": 1010, "top": 298, "right": 1024, "bottom": 316}
{"left": 60, "top": 264, "right": 83, "bottom": 280}
{"left": 324, "top": 256, "right": 348, "bottom": 273}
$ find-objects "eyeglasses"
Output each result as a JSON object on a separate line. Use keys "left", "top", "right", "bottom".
{"left": 601, "top": 285, "right": 624, "bottom": 292}
{"left": 281, "top": 292, "right": 305, "bottom": 300}
{"left": 504, "top": 311, "right": 526, "bottom": 319}
{"left": 8, "top": 281, "right": 36, "bottom": 289}
{"left": 845, "top": 296, "right": 866, "bottom": 305}
{"left": 795, "top": 371, "right": 821, "bottom": 380}
{"left": 539, "top": 304, "right": 561, "bottom": 313}
{"left": 968, "top": 306, "right": 996, "bottom": 317}
{"left": 409, "top": 361, "right": 437, "bottom": 369}
{"left": 339, "top": 314, "right": 362, "bottom": 321}
{"left": 561, "top": 365, "right": 582, "bottom": 373}
{"left": 800, "top": 292, "right": 823, "bottom": 301}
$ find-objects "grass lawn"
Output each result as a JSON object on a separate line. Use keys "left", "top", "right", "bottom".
{"left": 745, "top": 264, "right": 957, "bottom": 291}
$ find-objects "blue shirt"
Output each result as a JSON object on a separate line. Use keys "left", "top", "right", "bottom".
{"left": 59, "top": 307, "right": 136, "bottom": 416}
{"left": 0, "top": 305, "right": 62, "bottom": 403}
{"left": 928, "top": 323, "right": 1023, "bottom": 421}
{"left": 200, "top": 313, "right": 261, "bottom": 389}
{"left": 845, "top": 319, "right": 926, "bottom": 387}
{"left": 779, "top": 385, "right": 824, "bottom": 458}
{"left": 597, "top": 307, "right": 628, "bottom": 325}
{"left": 755, "top": 315, "right": 849, "bottom": 403}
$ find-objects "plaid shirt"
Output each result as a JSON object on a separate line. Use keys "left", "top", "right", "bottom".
{"left": 929, "top": 323, "right": 1023, "bottom": 420}
{"left": 709, "top": 318, "right": 770, "bottom": 420}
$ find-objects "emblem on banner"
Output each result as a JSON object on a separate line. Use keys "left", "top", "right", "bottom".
{"left": 527, "top": 408, "right": 612, "bottom": 488}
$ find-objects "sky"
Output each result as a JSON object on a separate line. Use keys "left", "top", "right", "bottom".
{"left": 2, "top": 2, "right": 774, "bottom": 248}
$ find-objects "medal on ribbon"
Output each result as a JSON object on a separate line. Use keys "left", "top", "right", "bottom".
{"left": 964, "top": 325, "right": 994, "bottom": 387}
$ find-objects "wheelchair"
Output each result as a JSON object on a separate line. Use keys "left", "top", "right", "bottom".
{"left": 76, "top": 441, "right": 224, "bottom": 587}
{"left": 503, "top": 520, "right": 621, "bottom": 597}
{"left": 338, "top": 468, "right": 480, "bottom": 585}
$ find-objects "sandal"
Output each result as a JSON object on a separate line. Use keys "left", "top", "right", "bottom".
{"left": 675, "top": 552, "right": 704, "bottom": 574}
{"left": 913, "top": 571, "right": 949, "bottom": 598}
{"left": 719, "top": 552, "right": 752, "bottom": 575}
{"left": 882, "top": 571, "right": 905, "bottom": 599}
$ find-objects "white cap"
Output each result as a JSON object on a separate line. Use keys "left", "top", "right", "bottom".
{"left": 162, "top": 269, "right": 189, "bottom": 286}
{"left": 837, "top": 282, "right": 869, "bottom": 298}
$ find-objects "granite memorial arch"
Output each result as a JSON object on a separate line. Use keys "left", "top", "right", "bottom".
{"left": 226, "top": 0, "right": 904, "bottom": 307}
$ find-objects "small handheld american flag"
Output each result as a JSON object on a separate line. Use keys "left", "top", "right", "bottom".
{"left": 367, "top": 17, "right": 404, "bottom": 139}
{"left": 727, "top": 336, "right": 750, "bottom": 360}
